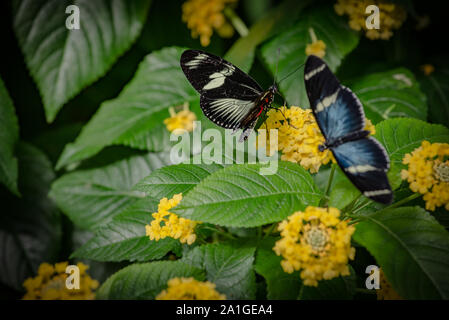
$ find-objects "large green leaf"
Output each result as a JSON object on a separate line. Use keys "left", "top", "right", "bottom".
{"left": 374, "top": 118, "right": 449, "bottom": 172}
{"left": 0, "top": 77, "right": 19, "bottom": 196}
{"left": 260, "top": 5, "right": 359, "bottom": 107}
{"left": 418, "top": 66, "right": 449, "bottom": 127}
{"left": 97, "top": 260, "right": 204, "bottom": 300}
{"left": 0, "top": 143, "right": 61, "bottom": 291}
{"left": 71, "top": 198, "right": 179, "bottom": 262}
{"left": 13, "top": 0, "right": 151, "bottom": 122}
{"left": 50, "top": 151, "right": 172, "bottom": 230}
{"left": 349, "top": 68, "right": 427, "bottom": 124}
{"left": 254, "top": 237, "right": 302, "bottom": 299}
{"left": 353, "top": 207, "right": 449, "bottom": 299}
{"left": 56, "top": 46, "right": 198, "bottom": 169}
{"left": 225, "top": 0, "right": 312, "bottom": 72}
{"left": 173, "top": 162, "right": 322, "bottom": 227}
{"left": 133, "top": 163, "right": 224, "bottom": 199}
{"left": 182, "top": 243, "right": 256, "bottom": 299}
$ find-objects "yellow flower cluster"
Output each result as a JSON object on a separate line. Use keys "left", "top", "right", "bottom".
{"left": 164, "top": 103, "right": 197, "bottom": 133}
{"left": 145, "top": 193, "right": 200, "bottom": 245}
{"left": 305, "top": 28, "right": 326, "bottom": 58}
{"left": 260, "top": 106, "right": 375, "bottom": 173}
{"left": 377, "top": 269, "right": 402, "bottom": 300}
{"left": 401, "top": 141, "right": 449, "bottom": 211}
{"left": 157, "top": 277, "right": 226, "bottom": 300}
{"left": 182, "top": 0, "right": 237, "bottom": 46}
{"left": 334, "top": 0, "right": 407, "bottom": 40}
{"left": 273, "top": 206, "right": 355, "bottom": 287}
{"left": 23, "top": 262, "right": 99, "bottom": 300}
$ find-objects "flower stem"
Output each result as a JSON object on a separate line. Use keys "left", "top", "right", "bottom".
{"left": 201, "top": 225, "right": 236, "bottom": 240}
{"left": 224, "top": 7, "right": 249, "bottom": 37}
{"left": 320, "top": 164, "right": 336, "bottom": 207}
{"left": 384, "top": 193, "right": 422, "bottom": 210}
{"left": 263, "top": 223, "right": 278, "bottom": 239}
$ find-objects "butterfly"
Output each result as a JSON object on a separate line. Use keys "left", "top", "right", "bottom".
{"left": 304, "top": 55, "right": 393, "bottom": 204}
{"left": 180, "top": 49, "right": 278, "bottom": 142}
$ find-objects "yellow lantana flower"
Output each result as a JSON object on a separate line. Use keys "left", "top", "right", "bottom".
{"left": 22, "top": 262, "right": 99, "bottom": 300}
{"left": 421, "top": 64, "right": 435, "bottom": 76}
{"left": 259, "top": 106, "right": 376, "bottom": 173}
{"left": 182, "top": 0, "right": 237, "bottom": 46}
{"left": 145, "top": 193, "right": 200, "bottom": 245}
{"left": 273, "top": 206, "right": 355, "bottom": 287}
{"left": 157, "top": 277, "right": 226, "bottom": 300}
{"left": 377, "top": 269, "right": 402, "bottom": 300}
{"left": 164, "top": 103, "right": 197, "bottom": 133}
{"left": 334, "top": 0, "right": 407, "bottom": 40}
{"left": 401, "top": 141, "right": 449, "bottom": 211}
{"left": 305, "top": 28, "right": 326, "bottom": 58}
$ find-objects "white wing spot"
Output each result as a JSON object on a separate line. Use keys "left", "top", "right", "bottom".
{"left": 316, "top": 89, "right": 340, "bottom": 112}
{"left": 203, "top": 65, "right": 235, "bottom": 90}
{"left": 185, "top": 53, "right": 208, "bottom": 69}
{"left": 305, "top": 64, "right": 326, "bottom": 80}
{"left": 345, "top": 165, "right": 378, "bottom": 174}
{"left": 363, "top": 189, "right": 391, "bottom": 197}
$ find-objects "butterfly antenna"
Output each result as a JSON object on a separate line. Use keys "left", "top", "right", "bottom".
{"left": 273, "top": 48, "right": 280, "bottom": 86}
{"left": 277, "top": 62, "right": 305, "bottom": 85}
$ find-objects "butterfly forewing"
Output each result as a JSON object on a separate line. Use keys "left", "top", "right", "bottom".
{"left": 181, "top": 49, "right": 268, "bottom": 139}
{"left": 304, "top": 55, "right": 365, "bottom": 140}
{"left": 304, "top": 55, "right": 392, "bottom": 204}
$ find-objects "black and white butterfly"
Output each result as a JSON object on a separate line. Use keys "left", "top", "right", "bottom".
{"left": 304, "top": 55, "right": 393, "bottom": 204}
{"left": 180, "top": 49, "right": 278, "bottom": 142}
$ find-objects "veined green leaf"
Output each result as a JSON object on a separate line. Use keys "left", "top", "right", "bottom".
{"left": 56, "top": 46, "right": 198, "bottom": 169}
{"left": 133, "top": 163, "right": 224, "bottom": 199}
{"left": 0, "top": 143, "right": 61, "bottom": 291}
{"left": 260, "top": 5, "right": 359, "bottom": 107}
{"left": 50, "top": 151, "right": 172, "bottom": 230}
{"left": 97, "top": 260, "right": 204, "bottom": 299}
{"left": 349, "top": 68, "right": 427, "bottom": 123}
{"left": 173, "top": 161, "right": 322, "bottom": 227}
{"left": 71, "top": 198, "right": 179, "bottom": 262}
{"left": 182, "top": 243, "right": 256, "bottom": 299}
{"left": 353, "top": 206, "right": 449, "bottom": 299}
{"left": 0, "top": 77, "right": 19, "bottom": 196}
{"left": 13, "top": 0, "right": 152, "bottom": 122}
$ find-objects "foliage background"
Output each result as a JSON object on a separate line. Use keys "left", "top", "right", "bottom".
{"left": 0, "top": 0, "right": 449, "bottom": 300}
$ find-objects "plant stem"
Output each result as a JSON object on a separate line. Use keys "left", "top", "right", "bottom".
{"left": 224, "top": 7, "right": 249, "bottom": 37}
{"left": 201, "top": 226, "right": 236, "bottom": 240}
{"left": 384, "top": 192, "right": 422, "bottom": 210}
{"left": 320, "top": 164, "right": 336, "bottom": 207}
{"left": 263, "top": 223, "right": 278, "bottom": 239}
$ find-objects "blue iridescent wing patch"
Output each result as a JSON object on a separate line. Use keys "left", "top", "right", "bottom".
{"left": 304, "top": 55, "right": 393, "bottom": 204}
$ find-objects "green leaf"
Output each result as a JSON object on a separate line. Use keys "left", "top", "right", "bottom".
{"left": 50, "top": 151, "right": 172, "bottom": 230}
{"left": 374, "top": 118, "right": 449, "bottom": 173}
{"left": 182, "top": 243, "right": 256, "bottom": 299}
{"left": 298, "top": 267, "right": 357, "bottom": 300}
{"left": 0, "top": 143, "right": 61, "bottom": 291}
{"left": 349, "top": 68, "right": 427, "bottom": 124}
{"left": 13, "top": 0, "right": 151, "bottom": 122}
{"left": 71, "top": 198, "right": 179, "bottom": 262}
{"left": 56, "top": 47, "right": 199, "bottom": 169}
{"left": 254, "top": 237, "right": 302, "bottom": 299}
{"left": 173, "top": 161, "right": 322, "bottom": 227}
{"left": 133, "top": 163, "right": 224, "bottom": 199}
{"left": 96, "top": 260, "right": 204, "bottom": 300}
{"left": 225, "top": 0, "right": 312, "bottom": 72}
{"left": 260, "top": 5, "right": 359, "bottom": 107}
{"left": 418, "top": 66, "right": 449, "bottom": 127}
{"left": 353, "top": 206, "right": 449, "bottom": 299}
{"left": 0, "top": 77, "right": 19, "bottom": 196}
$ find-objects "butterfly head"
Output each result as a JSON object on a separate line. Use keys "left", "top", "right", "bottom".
{"left": 318, "top": 143, "right": 328, "bottom": 152}
{"left": 269, "top": 84, "right": 278, "bottom": 94}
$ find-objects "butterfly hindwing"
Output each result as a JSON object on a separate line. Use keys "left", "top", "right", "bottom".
{"left": 180, "top": 49, "right": 263, "bottom": 100}
{"left": 332, "top": 138, "right": 392, "bottom": 204}
{"left": 304, "top": 55, "right": 365, "bottom": 140}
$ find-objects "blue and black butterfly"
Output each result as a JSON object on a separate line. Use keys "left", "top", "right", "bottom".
{"left": 304, "top": 55, "right": 393, "bottom": 204}
{"left": 180, "top": 49, "right": 278, "bottom": 142}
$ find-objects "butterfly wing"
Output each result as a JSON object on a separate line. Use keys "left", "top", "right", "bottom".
{"left": 304, "top": 55, "right": 365, "bottom": 140}
{"left": 181, "top": 50, "right": 264, "bottom": 131}
{"left": 332, "top": 137, "right": 392, "bottom": 204}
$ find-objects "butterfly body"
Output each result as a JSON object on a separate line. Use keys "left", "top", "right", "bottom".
{"left": 305, "top": 55, "right": 393, "bottom": 204}
{"left": 181, "top": 49, "right": 277, "bottom": 141}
